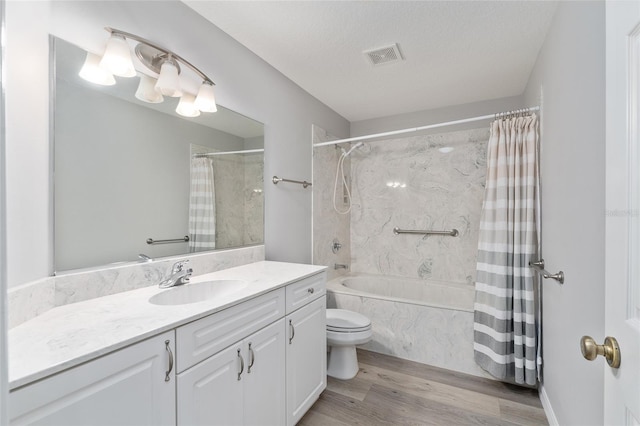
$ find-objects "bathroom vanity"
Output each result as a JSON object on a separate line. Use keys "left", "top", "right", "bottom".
{"left": 8, "top": 261, "right": 326, "bottom": 426}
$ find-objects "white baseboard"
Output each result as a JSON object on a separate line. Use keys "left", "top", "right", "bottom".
{"left": 539, "top": 385, "right": 559, "bottom": 426}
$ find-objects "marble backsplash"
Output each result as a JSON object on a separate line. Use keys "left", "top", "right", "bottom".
{"left": 350, "top": 128, "right": 489, "bottom": 284}
{"left": 312, "top": 125, "right": 351, "bottom": 281}
{"left": 8, "top": 245, "right": 265, "bottom": 329}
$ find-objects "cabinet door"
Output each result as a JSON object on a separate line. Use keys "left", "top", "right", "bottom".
{"left": 244, "top": 320, "right": 286, "bottom": 426}
{"left": 9, "top": 331, "right": 176, "bottom": 426}
{"left": 285, "top": 296, "right": 326, "bottom": 426}
{"left": 177, "top": 343, "right": 244, "bottom": 426}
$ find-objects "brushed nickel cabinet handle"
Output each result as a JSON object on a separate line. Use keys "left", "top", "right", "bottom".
{"left": 289, "top": 319, "right": 295, "bottom": 344}
{"left": 237, "top": 348, "right": 245, "bottom": 381}
{"left": 248, "top": 342, "right": 255, "bottom": 373}
{"left": 164, "top": 340, "right": 174, "bottom": 382}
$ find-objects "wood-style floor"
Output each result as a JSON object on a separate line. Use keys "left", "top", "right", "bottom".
{"left": 299, "top": 349, "right": 548, "bottom": 426}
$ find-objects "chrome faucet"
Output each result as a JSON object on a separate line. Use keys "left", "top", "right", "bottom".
{"left": 159, "top": 260, "right": 193, "bottom": 289}
{"left": 334, "top": 263, "right": 349, "bottom": 270}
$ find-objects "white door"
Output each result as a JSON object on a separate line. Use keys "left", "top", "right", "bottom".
{"left": 244, "top": 319, "right": 286, "bottom": 426}
{"left": 177, "top": 342, "right": 244, "bottom": 426}
{"left": 605, "top": 1, "right": 640, "bottom": 424}
{"left": 285, "top": 296, "right": 326, "bottom": 426}
{"left": 9, "top": 331, "right": 176, "bottom": 425}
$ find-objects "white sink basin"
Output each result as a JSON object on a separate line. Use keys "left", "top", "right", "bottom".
{"left": 149, "top": 280, "right": 248, "bottom": 306}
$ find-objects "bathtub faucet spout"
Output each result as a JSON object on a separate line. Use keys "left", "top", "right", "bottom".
{"left": 334, "top": 263, "right": 349, "bottom": 270}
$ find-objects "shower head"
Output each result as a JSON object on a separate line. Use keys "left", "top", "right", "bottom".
{"left": 343, "top": 142, "right": 364, "bottom": 157}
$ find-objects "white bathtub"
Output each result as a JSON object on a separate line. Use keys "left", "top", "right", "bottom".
{"left": 327, "top": 274, "right": 489, "bottom": 378}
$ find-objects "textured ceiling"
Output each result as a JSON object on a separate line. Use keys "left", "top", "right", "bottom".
{"left": 183, "top": 1, "right": 557, "bottom": 122}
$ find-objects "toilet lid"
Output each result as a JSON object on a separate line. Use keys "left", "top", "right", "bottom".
{"left": 326, "top": 309, "right": 371, "bottom": 329}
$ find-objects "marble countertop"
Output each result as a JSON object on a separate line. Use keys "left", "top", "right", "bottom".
{"left": 8, "top": 261, "right": 326, "bottom": 390}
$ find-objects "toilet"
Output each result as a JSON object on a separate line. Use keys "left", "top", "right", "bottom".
{"left": 326, "top": 309, "right": 372, "bottom": 380}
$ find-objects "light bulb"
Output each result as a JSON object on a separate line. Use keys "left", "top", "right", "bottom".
{"left": 194, "top": 81, "right": 217, "bottom": 112}
{"left": 99, "top": 33, "right": 136, "bottom": 77}
{"left": 155, "top": 59, "right": 182, "bottom": 97}
{"left": 176, "top": 93, "right": 200, "bottom": 118}
{"left": 135, "top": 74, "right": 164, "bottom": 103}
{"left": 79, "top": 52, "right": 116, "bottom": 86}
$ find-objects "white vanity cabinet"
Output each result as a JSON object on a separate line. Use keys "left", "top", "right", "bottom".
{"left": 175, "top": 288, "right": 287, "bottom": 426}
{"left": 286, "top": 293, "right": 327, "bottom": 426}
{"left": 176, "top": 272, "right": 327, "bottom": 426}
{"left": 9, "top": 331, "right": 176, "bottom": 426}
{"left": 177, "top": 319, "right": 286, "bottom": 426}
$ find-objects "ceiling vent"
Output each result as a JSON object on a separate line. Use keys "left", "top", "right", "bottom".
{"left": 363, "top": 44, "right": 404, "bottom": 66}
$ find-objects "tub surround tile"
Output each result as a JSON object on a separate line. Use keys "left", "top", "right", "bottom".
{"left": 243, "top": 153, "right": 264, "bottom": 245}
{"left": 312, "top": 125, "right": 351, "bottom": 281}
{"left": 10, "top": 245, "right": 264, "bottom": 327}
{"left": 350, "top": 128, "right": 488, "bottom": 285}
{"left": 211, "top": 153, "right": 246, "bottom": 248}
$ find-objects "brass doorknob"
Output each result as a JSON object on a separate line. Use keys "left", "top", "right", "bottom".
{"left": 580, "top": 336, "right": 621, "bottom": 368}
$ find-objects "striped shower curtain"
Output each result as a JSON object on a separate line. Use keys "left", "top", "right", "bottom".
{"left": 189, "top": 157, "right": 216, "bottom": 252}
{"left": 473, "top": 114, "right": 540, "bottom": 386}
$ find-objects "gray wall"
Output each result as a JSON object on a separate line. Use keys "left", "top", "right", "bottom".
{"left": 351, "top": 96, "right": 524, "bottom": 137}
{"left": 0, "top": 0, "right": 8, "bottom": 421}
{"left": 523, "top": 2, "right": 605, "bottom": 425}
{"left": 5, "top": 1, "right": 349, "bottom": 287}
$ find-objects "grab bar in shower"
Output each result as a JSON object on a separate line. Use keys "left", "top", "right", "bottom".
{"left": 146, "top": 235, "right": 190, "bottom": 245}
{"left": 272, "top": 176, "right": 312, "bottom": 189}
{"left": 529, "top": 259, "right": 564, "bottom": 284}
{"left": 393, "top": 227, "right": 459, "bottom": 237}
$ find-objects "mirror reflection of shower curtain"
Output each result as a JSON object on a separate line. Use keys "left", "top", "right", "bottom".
{"left": 189, "top": 157, "right": 216, "bottom": 252}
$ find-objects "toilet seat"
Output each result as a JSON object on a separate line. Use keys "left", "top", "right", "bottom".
{"left": 326, "top": 309, "right": 371, "bottom": 330}
{"left": 326, "top": 324, "right": 371, "bottom": 333}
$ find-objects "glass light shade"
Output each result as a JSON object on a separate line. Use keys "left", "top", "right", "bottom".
{"left": 99, "top": 34, "right": 136, "bottom": 77}
{"left": 155, "top": 60, "right": 183, "bottom": 97}
{"left": 176, "top": 93, "right": 200, "bottom": 118}
{"left": 135, "top": 74, "right": 164, "bottom": 103}
{"left": 79, "top": 52, "right": 116, "bottom": 86}
{"left": 194, "top": 82, "right": 217, "bottom": 112}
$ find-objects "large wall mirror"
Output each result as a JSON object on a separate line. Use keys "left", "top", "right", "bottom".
{"left": 53, "top": 37, "right": 264, "bottom": 272}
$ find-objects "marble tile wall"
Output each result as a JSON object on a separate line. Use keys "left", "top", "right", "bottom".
{"left": 8, "top": 245, "right": 265, "bottom": 328}
{"left": 192, "top": 144, "right": 264, "bottom": 249}
{"left": 211, "top": 153, "right": 246, "bottom": 249}
{"left": 243, "top": 153, "right": 264, "bottom": 245}
{"left": 312, "top": 125, "right": 351, "bottom": 281}
{"left": 350, "top": 128, "right": 489, "bottom": 284}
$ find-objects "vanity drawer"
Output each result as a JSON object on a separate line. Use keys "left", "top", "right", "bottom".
{"left": 176, "top": 288, "right": 285, "bottom": 373}
{"left": 285, "top": 272, "right": 326, "bottom": 314}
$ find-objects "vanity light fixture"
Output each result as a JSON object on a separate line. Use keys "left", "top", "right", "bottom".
{"left": 195, "top": 81, "right": 217, "bottom": 112}
{"left": 155, "top": 57, "right": 182, "bottom": 98}
{"left": 100, "top": 33, "right": 137, "bottom": 77}
{"left": 175, "top": 93, "right": 201, "bottom": 118}
{"left": 135, "top": 74, "right": 163, "bottom": 103}
{"left": 80, "top": 27, "right": 217, "bottom": 117}
{"left": 79, "top": 52, "right": 116, "bottom": 86}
